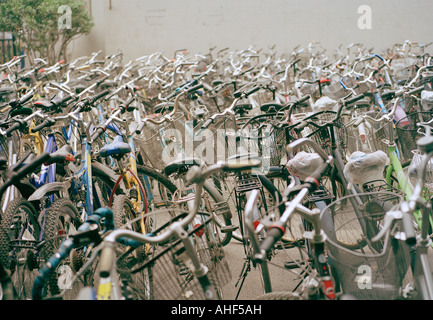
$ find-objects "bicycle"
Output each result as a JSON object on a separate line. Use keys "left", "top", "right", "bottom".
{"left": 30, "top": 158, "right": 259, "bottom": 300}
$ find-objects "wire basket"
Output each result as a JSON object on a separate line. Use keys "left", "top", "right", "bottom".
{"left": 291, "top": 111, "right": 347, "bottom": 156}
{"left": 390, "top": 58, "right": 417, "bottom": 85}
{"left": 117, "top": 209, "right": 232, "bottom": 300}
{"left": 192, "top": 114, "right": 237, "bottom": 165}
{"left": 227, "top": 121, "right": 289, "bottom": 171}
{"left": 371, "top": 118, "right": 394, "bottom": 155}
{"left": 396, "top": 111, "right": 433, "bottom": 162}
{"left": 134, "top": 111, "right": 186, "bottom": 170}
{"left": 321, "top": 192, "right": 410, "bottom": 300}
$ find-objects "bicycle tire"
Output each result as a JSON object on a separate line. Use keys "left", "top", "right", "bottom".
{"left": 41, "top": 198, "right": 82, "bottom": 299}
{"left": 112, "top": 194, "right": 142, "bottom": 231}
{"left": 0, "top": 197, "right": 41, "bottom": 300}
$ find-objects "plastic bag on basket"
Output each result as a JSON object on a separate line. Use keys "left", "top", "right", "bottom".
{"left": 286, "top": 151, "right": 323, "bottom": 181}
{"left": 344, "top": 150, "right": 389, "bottom": 189}
{"left": 312, "top": 96, "right": 338, "bottom": 112}
{"left": 421, "top": 90, "right": 433, "bottom": 111}
{"left": 408, "top": 150, "right": 433, "bottom": 191}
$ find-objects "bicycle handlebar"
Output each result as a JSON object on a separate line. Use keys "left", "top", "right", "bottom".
{"left": 257, "top": 138, "right": 333, "bottom": 255}
{"left": 98, "top": 158, "right": 262, "bottom": 278}
{"left": 135, "top": 83, "right": 204, "bottom": 133}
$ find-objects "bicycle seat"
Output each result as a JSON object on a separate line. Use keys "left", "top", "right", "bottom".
{"left": 99, "top": 135, "right": 131, "bottom": 159}
{"left": 260, "top": 102, "right": 284, "bottom": 113}
{"left": 164, "top": 157, "right": 202, "bottom": 176}
{"left": 45, "top": 145, "right": 75, "bottom": 165}
{"left": 10, "top": 107, "right": 33, "bottom": 117}
{"left": 34, "top": 100, "right": 54, "bottom": 109}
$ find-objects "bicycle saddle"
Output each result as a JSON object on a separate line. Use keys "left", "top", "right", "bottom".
{"left": 45, "top": 145, "right": 75, "bottom": 165}
{"left": 260, "top": 102, "right": 284, "bottom": 113}
{"left": 164, "top": 157, "right": 202, "bottom": 176}
{"left": 99, "top": 135, "right": 131, "bottom": 159}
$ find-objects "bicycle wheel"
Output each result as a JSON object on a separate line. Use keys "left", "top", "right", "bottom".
{"left": 112, "top": 195, "right": 141, "bottom": 230}
{"left": 41, "top": 198, "right": 82, "bottom": 299}
{"left": 0, "top": 197, "right": 41, "bottom": 300}
{"left": 136, "top": 164, "right": 179, "bottom": 232}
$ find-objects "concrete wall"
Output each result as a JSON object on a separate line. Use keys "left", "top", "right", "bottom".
{"left": 67, "top": 0, "right": 433, "bottom": 61}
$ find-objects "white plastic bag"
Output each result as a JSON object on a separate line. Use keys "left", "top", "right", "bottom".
{"left": 344, "top": 150, "right": 389, "bottom": 189}
{"left": 286, "top": 151, "right": 323, "bottom": 181}
{"left": 312, "top": 96, "right": 338, "bottom": 112}
{"left": 421, "top": 90, "right": 433, "bottom": 111}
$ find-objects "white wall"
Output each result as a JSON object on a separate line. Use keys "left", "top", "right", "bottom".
{"left": 68, "top": 0, "right": 433, "bottom": 61}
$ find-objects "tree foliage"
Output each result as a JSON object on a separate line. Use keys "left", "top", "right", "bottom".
{"left": 0, "top": 0, "right": 94, "bottom": 64}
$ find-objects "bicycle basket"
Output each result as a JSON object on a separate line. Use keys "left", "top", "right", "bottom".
{"left": 117, "top": 209, "right": 232, "bottom": 300}
{"left": 192, "top": 114, "right": 237, "bottom": 165}
{"left": 134, "top": 111, "right": 186, "bottom": 170}
{"left": 321, "top": 192, "right": 410, "bottom": 300}
{"left": 396, "top": 111, "right": 433, "bottom": 162}
{"left": 371, "top": 116, "right": 394, "bottom": 155}
{"left": 292, "top": 111, "right": 347, "bottom": 156}
{"left": 345, "top": 112, "right": 383, "bottom": 155}
{"left": 225, "top": 120, "right": 286, "bottom": 171}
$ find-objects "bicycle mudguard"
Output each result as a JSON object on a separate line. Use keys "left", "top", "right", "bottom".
{"left": 27, "top": 180, "right": 71, "bottom": 201}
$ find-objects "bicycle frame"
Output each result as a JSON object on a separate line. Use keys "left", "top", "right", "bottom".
{"left": 385, "top": 141, "right": 433, "bottom": 232}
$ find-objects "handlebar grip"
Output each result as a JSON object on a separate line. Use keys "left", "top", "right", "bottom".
{"left": 260, "top": 226, "right": 285, "bottom": 254}
{"left": 90, "top": 89, "right": 111, "bottom": 104}
{"left": 245, "top": 86, "right": 261, "bottom": 97}
{"left": 57, "top": 94, "right": 73, "bottom": 106}
{"left": 306, "top": 162, "right": 331, "bottom": 190}
{"left": 407, "top": 85, "right": 425, "bottom": 96}
{"left": 18, "top": 90, "right": 35, "bottom": 105}
{"left": 295, "top": 95, "right": 310, "bottom": 105}
{"left": 30, "top": 119, "right": 52, "bottom": 133}
{"left": 292, "top": 58, "right": 301, "bottom": 66}
{"left": 4, "top": 122, "right": 21, "bottom": 137}
{"left": 343, "top": 93, "right": 365, "bottom": 106}
{"left": 91, "top": 127, "right": 106, "bottom": 142}
{"left": 135, "top": 121, "right": 146, "bottom": 135}
{"left": 401, "top": 213, "right": 417, "bottom": 246}
{"left": 201, "top": 119, "right": 213, "bottom": 130}
{"left": 186, "top": 83, "right": 204, "bottom": 93}
{"left": 99, "top": 245, "right": 115, "bottom": 278}
{"left": 294, "top": 121, "right": 308, "bottom": 132}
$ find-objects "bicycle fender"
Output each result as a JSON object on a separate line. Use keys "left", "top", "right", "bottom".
{"left": 28, "top": 180, "right": 71, "bottom": 201}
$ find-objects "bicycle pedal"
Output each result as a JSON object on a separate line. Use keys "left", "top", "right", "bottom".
{"left": 284, "top": 260, "right": 306, "bottom": 270}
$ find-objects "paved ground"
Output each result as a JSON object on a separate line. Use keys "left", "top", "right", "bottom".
{"left": 220, "top": 239, "right": 305, "bottom": 300}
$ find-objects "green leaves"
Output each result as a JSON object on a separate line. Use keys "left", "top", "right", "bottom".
{"left": 0, "top": 0, "right": 94, "bottom": 64}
